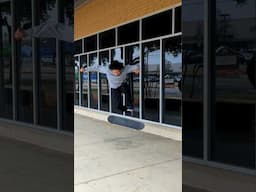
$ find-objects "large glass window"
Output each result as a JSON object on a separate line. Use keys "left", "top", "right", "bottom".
{"left": 59, "top": 0, "right": 74, "bottom": 131}
{"left": 38, "top": 38, "right": 57, "bottom": 128}
{"left": 36, "top": 0, "right": 57, "bottom": 128}
{"left": 99, "top": 51, "right": 110, "bottom": 111}
{"left": 125, "top": 45, "right": 140, "bottom": 118}
{"left": 59, "top": 0, "right": 74, "bottom": 25}
{"left": 61, "top": 41, "right": 74, "bottom": 131}
{"left": 212, "top": 0, "right": 256, "bottom": 168}
{"left": 84, "top": 35, "right": 97, "bottom": 52}
{"left": 142, "top": 10, "right": 172, "bottom": 40}
{"left": 15, "top": 0, "right": 33, "bottom": 123}
{"left": 75, "top": 40, "right": 82, "bottom": 54}
{"left": 80, "top": 55, "right": 88, "bottom": 107}
{"left": 163, "top": 37, "right": 182, "bottom": 126}
{"left": 89, "top": 53, "right": 98, "bottom": 109}
{"left": 118, "top": 21, "right": 139, "bottom": 45}
{"left": 0, "top": 0, "right": 74, "bottom": 132}
{"left": 0, "top": 1, "right": 13, "bottom": 119}
{"left": 142, "top": 41, "right": 160, "bottom": 122}
{"left": 99, "top": 29, "right": 115, "bottom": 49}
{"left": 182, "top": 0, "right": 204, "bottom": 158}
{"left": 175, "top": 6, "right": 182, "bottom": 33}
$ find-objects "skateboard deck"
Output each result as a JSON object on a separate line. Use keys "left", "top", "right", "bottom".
{"left": 107, "top": 115, "right": 144, "bottom": 130}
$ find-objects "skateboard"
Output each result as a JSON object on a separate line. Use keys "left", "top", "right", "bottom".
{"left": 107, "top": 115, "right": 144, "bottom": 130}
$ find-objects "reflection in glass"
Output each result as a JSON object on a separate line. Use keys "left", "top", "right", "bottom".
{"left": 118, "top": 21, "right": 139, "bottom": 45}
{"left": 125, "top": 45, "right": 140, "bottom": 118}
{"left": 75, "top": 40, "right": 82, "bottom": 54}
{"left": 175, "top": 6, "right": 182, "bottom": 33}
{"left": 0, "top": 2, "right": 13, "bottom": 119}
{"left": 143, "top": 41, "right": 160, "bottom": 122}
{"left": 36, "top": 0, "right": 57, "bottom": 27}
{"left": 182, "top": 0, "right": 204, "bottom": 158}
{"left": 61, "top": 42, "right": 74, "bottom": 131}
{"left": 60, "top": 0, "right": 74, "bottom": 131}
{"left": 89, "top": 53, "right": 98, "bottom": 109}
{"left": 80, "top": 55, "right": 88, "bottom": 107}
{"left": 142, "top": 10, "right": 172, "bottom": 40}
{"left": 59, "top": 0, "right": 74, "bottom": 25}
{"left": 99, "top": 51, "right": 110, "bottom": 111}
{"left": 163, "top": 37, "right": 182, "bottom": 125}
{"left": 15, "top": 0, "right": 33, "bottom": 123}
{"left": 74, "top": 57, "right": 80, "bottom": 105}
{"left": 37, "top": 0, "right": 57, "bottom": 128}
{"left": 99, "top": 29, "right": 115, "bottom": 49}
{"left": 111, "top": 47, "right": 124, "bottom": 64}
{"left": 84, "top": 35, "right": 97, "bottom": 52}
{"left": 213, "top": 0, "right": 256, "bottom": 168}
{"left": 111, "top": 48, "right": 124, "bottom": 114}
{"left": 38, "top": 38, "right": 57, "bottom": 128}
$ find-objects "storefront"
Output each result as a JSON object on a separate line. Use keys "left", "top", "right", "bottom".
{"left": 74, "top": 0, "right": 182, "bottom": 127}
{"left": 0, "top": 0, "right": 74, "bottom": 132}
{"left": 183, "top": 0, "right": 256, "bottom": 175}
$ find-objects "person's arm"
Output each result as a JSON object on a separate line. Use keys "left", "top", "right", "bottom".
{"left": 82, "top": 64, "right": 108, "bottom": 74}
{"left": 124, "top": 64, "right": 140, "bottom": 74}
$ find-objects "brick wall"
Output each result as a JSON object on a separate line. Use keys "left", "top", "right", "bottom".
{"left": 75, "top": 0, "right": 181, "bottom": 40}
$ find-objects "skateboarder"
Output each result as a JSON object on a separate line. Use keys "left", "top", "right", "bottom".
{"left": 80, "top": 59, "right": 140, "bottom": 113}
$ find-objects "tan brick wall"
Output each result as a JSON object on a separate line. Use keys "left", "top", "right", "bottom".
{"left": 75, "top": 0, "right": 181, "bottom": 40}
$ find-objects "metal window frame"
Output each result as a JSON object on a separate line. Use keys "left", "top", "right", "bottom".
{"left": 56, "top": 0, "right": 63, "bottom": 130}
{"left": 122, "top": 46, "right": 126, "bottom": 116}
{"left": 139, "top": 19, "right": 143, "bottom": 120}
{"left": 159, "top": 39, "right": 163, "bottom": 124}
{"left": 172, "top": 7, "right": 175, "bottom": 35}
{"left": 74, "top": 33, "right": 182, "bottom": 57}
{"left": 203, "top": 0, "right": 216, "bottom": 161}
{"left": 107, "top": 50, "right": 111, "bottom": 112}
{"left": 10, "top": 0, "right": 17, "bottom": 120}
{"left": 32, "top": 0, "right": 39, "bottom": 125}
{"left": 78, "top": 56, "right": 82, "bottom": 106}
{"left": 87, "top": 54, "right": 90, "bottom": 108}
{"left": 97, "top": 33, "right": 100, "bottom": 110}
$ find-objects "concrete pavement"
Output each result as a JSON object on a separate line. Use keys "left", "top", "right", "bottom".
{"left": 75, "top": 114, "right": 182, "bottom": 192}
{"left": 0, "top": 136, "right": 73, "bottom": 192}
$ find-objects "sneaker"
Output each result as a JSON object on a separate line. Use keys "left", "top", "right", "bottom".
{"left": 126, "top": 105, "right": 134, "bottom": 112}
{"left": 119, "top": 106, "right": 127, "bottom": 112}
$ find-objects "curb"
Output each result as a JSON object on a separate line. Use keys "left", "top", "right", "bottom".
{"left": 74, "top": 106, "right": 182, "bottom": 141}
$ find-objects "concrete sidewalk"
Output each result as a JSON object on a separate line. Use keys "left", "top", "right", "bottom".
{"left": 75, "top": 114, "right": 182, "bottom": 192}
{"left": 0, "top": 136, "right": 73, "bottom": 192}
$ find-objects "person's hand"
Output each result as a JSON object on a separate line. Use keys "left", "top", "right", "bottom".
{"left": 15, "top": 27, "right": 26, "bottom": 41}
{"left": 80, "top": 67, "right": 85, "bottom": 73}
{"left": 134, "top": 69, "right": 140, "bottom": 75}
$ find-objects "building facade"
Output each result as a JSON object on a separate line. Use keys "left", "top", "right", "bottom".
{"left": 75, "top": 0, "right": 256, "bottom": 178}
{"left": 183, "top": 0, "right": 256, "bottom": 176}
{"left": 74, "top": 0, "right": 182, "bottom": 127}
{"left": 0, "top": 0, "right": 74, "bottom": 132}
